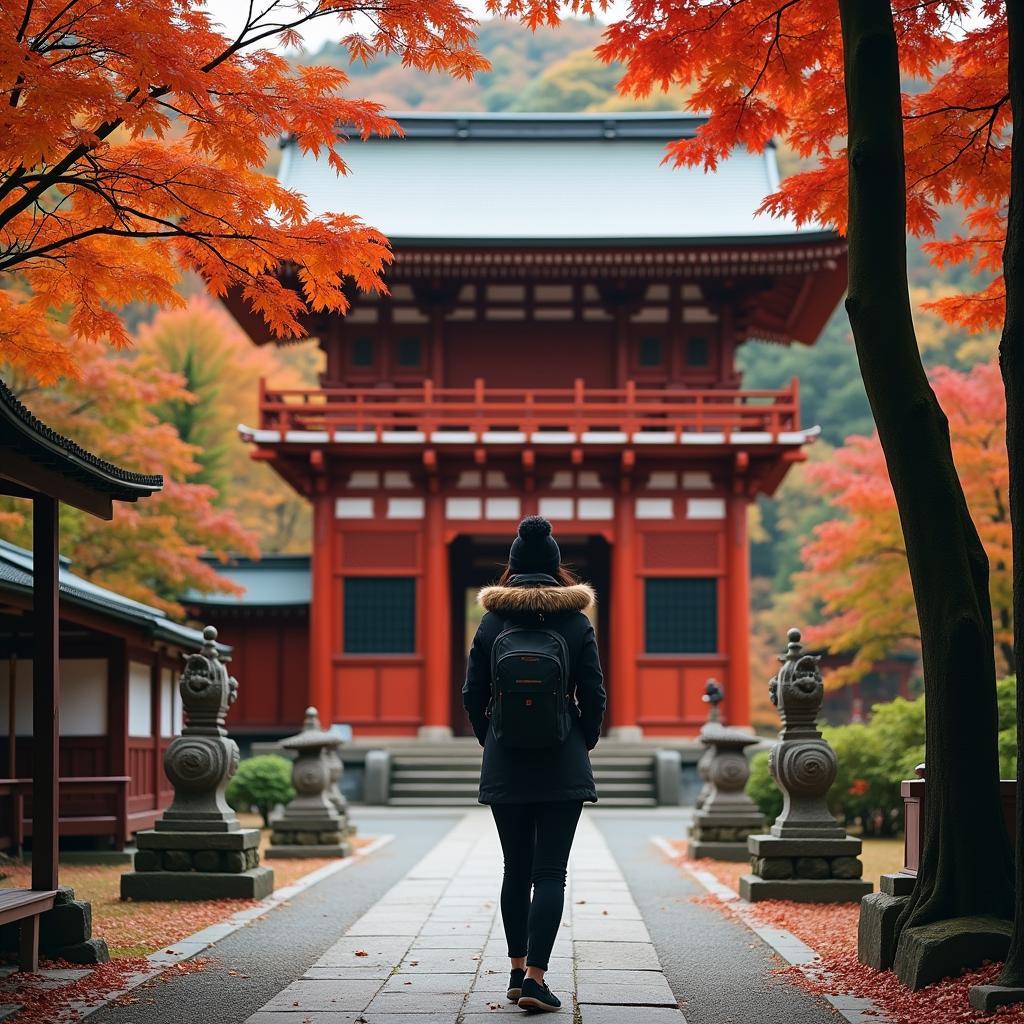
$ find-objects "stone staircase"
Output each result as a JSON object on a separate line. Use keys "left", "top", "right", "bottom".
{"left": 379, "top": 742, "right": 682, "bottom": 807}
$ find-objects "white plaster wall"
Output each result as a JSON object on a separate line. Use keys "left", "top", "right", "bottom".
{"left": 0, "top": 658, "right": 107, "bottom": 736}
{"left": 129, "top": 661, "right": 153, "bottom": 737}
{"left": 61, "top": 659, "right": 108, "bottom": 736}
{"left": 161, "top": 668, "right": 174, "bottom": 737}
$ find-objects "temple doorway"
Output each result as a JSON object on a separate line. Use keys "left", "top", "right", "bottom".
{"left": 448, "top": 533, "right": 611, "bottom": 737}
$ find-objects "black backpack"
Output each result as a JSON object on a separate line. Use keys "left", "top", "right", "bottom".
{"left": 488, "top": 621, "right": 572, "bottom": 749}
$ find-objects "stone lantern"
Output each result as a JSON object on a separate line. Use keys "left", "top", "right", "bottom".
{"left": 740, "top": 628, "right": 872, "bottom": 902}
{"left": 688, "top": 680, "right": 765, "bottom": 862}
{"left": 694, "top": 679, "right": 724, "bottom": 811}
{"left": 308, "top": 709, "right": 355, "bottom": 837}
{"left": 121, "top": 626, "right": 274, "bottom": 899}
{"left": 267, "top": 707, "right": 352, "bottom": 858}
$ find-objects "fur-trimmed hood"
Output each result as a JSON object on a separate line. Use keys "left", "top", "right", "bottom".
{"left": 477, "top": 582, "right": 596, "bottom": 615}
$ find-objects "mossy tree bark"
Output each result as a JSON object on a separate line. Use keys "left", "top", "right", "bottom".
{"left": 998, "top": 0, "right": 1024, "bottom": 989}
{"left": 838, "top": 0, "right": 1013, "bottom": 942}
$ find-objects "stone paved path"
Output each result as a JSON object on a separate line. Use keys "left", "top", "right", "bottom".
{"left": 246, "top": 810, "right": 686, "bottom": 1024}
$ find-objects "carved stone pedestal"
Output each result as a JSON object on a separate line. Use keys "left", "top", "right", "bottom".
{"left": 688, "top": 684, "right": 764, "bottom": 862}
{"left": 741, "top": 834, "right": 871, "bottom": 901}
{"left": 740, "top": 628, "right": 872, "bottom": 903}
{"left": 267, "top": 707, "right": 352, "bottom": 859}
{"left": 121, "top": 626, "right": 274, "bottom": 901}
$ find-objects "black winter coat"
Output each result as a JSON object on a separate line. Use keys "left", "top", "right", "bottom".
{"left": 462, "top": 581, "right": 607, "bottom": 804}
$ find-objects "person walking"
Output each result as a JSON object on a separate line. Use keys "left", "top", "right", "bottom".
{"left": 463, "top": 515, "right": 607, "bottom": 1013}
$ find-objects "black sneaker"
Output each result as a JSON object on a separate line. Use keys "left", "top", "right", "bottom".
{"left": 517, "top": 976, "right": 561, "bottom": 1012}
{"left": 507, "top": 967, "right": 525, "bottom": 1001}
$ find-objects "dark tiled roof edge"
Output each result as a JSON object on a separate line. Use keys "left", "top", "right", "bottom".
{"left": 0, "top": 378, "right": 163, "bottom": 492}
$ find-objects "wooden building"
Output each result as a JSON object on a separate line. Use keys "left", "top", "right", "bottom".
{"left": 0, "top": 540, "right": 214, "bottom": 850}
{"left": 227, "top": 112, "right": 846, "bottom": 739}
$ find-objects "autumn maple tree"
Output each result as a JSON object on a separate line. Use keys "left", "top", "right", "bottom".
{"left": 134, "top": 297, "right": 317, "bottom": 551}
{"left": 0, "top": 0, "right": 487, "bottom": 383}
{"left": 0, "top": 345, "right": 257, "bottom": 614}
{"left": 797, "top": 361, "right": 1013, "bottom": 684}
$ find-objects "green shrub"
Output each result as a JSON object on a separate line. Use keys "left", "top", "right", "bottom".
{"left": 744, "top": 680, "right": 1019, "bottom": 836}
{"left": 226, "top": 755, "right": 294, "bottom": 827}
{"left": 747, "top": 750, "right": 783, "bottom": 823}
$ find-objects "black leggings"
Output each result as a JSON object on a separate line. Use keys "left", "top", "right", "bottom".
{"left": 489, "top": 801, "right": 583, "bottom": 971}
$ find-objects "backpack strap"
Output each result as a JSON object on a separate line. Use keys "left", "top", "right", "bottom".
{"left": 485, "top": 613, "right": 504, "bottom": 720}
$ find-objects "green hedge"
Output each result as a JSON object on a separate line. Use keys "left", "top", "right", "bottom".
{"left": 746, "top": 679, "right": 1016, "bottom": 836}
{"left": 226, "top": 755, "right": 295, "bottom": 827}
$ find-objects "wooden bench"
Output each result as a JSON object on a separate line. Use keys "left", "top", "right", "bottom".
{"left": 0, "top": 888, "right": 57, "bottom": 972}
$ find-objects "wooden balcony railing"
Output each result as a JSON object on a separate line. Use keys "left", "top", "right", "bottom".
{"left": 257, "top": 377, "right": 803, "bottom": 442}
{"left": 0, "top": 777, "right": 131, "bottom": 853}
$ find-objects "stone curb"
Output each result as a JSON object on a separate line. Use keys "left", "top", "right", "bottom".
{"left": 650, "top": 835, "right": 894, "bottom": 1024}
{"left": 53, "top": 833, "right": 396, "bottom": 1024}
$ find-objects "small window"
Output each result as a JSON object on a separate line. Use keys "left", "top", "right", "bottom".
{"left": 351, "top": 335, "right": 375, "bottom": 367}
{"left": 687, "top": 336, "right": 710, "bottom": 367}
{"left": 397, "top": 336, "right": 422, "bottom": 368}
{"left": 344, "top": 577, "right": 415, "bottom": 653}
{"left": 644, "top": 578, "right": 717, "bottom": 653}
{"left": 639, "top": 335, "right": 663, "bottom": 367}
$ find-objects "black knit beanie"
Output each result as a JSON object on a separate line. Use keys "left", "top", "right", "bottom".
{"left": 508, "top": 515, "right": 561, "bottom": 577}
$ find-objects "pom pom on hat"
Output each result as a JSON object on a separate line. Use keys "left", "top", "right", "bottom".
{"left": 517, "top": 515, "right": 552, "bottom": 540}
{"left": 508, "top": 515, "right": 560, "bottom": 576}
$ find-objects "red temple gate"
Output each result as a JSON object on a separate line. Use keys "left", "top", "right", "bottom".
{"left": 225, "top": 112, "right": 847, "bottom": 739}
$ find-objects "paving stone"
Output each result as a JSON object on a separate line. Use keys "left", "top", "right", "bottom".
{"left": 417, "top": 921, "right": 491, "bottom": 935}
{"left": 410, "top": 933, "right": 487, "bottom": 949}
{"left": 577, "top": 977, "right": 677, "bottom": 1006}
{"left": 577, "top": 968, "right": 670, "bottom": 986}
{"left": 347, "top": 919, "right": 427, "bottom": 935}
{"left": 380, "top": 973, "right": 475, "bottom": 994}
{"left": 364, "top": 990, "right": 467, "bottom": 1015}
{"left": 356, "top": 1016, "right": 465, "bottom": 1024}
{"left": 318, "top": 937, "right": 413, "bottom": 967}
{"left": 262, "top": 979, "right": 383, "bottom": 1011}
{"left": 427, "top": 908, "right": 494, "bottom": 921}
{"left": 825, "top": 995, "right": 879, "bottom": 1011}
{"left": 461, "top": 1016, "right": 536, "bottom": 1024}
{"left": 571, "top": 919, "right": 652, "bottom": 942}
{"left": 247, "top": 1014, "right": 365, "bottom": 1023}
{"left": 38, "top": 969, "right": 92, "bottom": 982}
{"left": 579, "top": 1007, "right": 688, "bottom": 1024}
{"left": 397, "top": 951, "right": 482, "bottom": 973}
{"left": 574, "top": 941, "right": 662, "bottom": 970}
{"left": 304, "top": 966, "right": 397, "bottom": 980}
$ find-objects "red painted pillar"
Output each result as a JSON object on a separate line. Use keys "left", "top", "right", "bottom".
{"left": 609, "top": 491, "right": 642, "bottom": 739}
{"left": 725, "top": 493, "right": 752, "bottom": 727}
{"left": 310, "top": 495, "right": 334, "bottom": 727}
{"left": 420, "top": 491, "right": 452, "bottom": 738}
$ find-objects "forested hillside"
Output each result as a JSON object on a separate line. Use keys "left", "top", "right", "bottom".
{"left": 308, "top": 19, "right": 687, "bottom": 112}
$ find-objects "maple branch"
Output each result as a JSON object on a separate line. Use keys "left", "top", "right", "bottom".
{"left": 742, "top": 0, "right": 800, "bottom": 114}
{"left": 0, "top": 1, "right": 360, "bottom": 231}
{"left": 905, "top": 95, "right": 1010, "bottom": 121}
{"left": 15, "top": 1, "right": 34, "bottom": 44}
{"left": 908, "top": 100, "right": 1007, "bottom": 189}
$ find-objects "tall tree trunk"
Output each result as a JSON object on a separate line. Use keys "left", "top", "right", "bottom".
{"left": 838, "top": 0, "right": 1013, "bottom": 940}
{"left": 997, "top": 0, "right": 1024, "bottom": 988}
